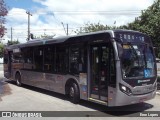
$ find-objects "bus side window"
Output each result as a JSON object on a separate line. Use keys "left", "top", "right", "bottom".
{"left": 23, "top": 47, "right": 34, "bottom": 70}
{"left": 56, "top": 46, "right": 69, "bottom": 73}
{"left": 12, "top": 53, "right": 23, "bottom": 63}
{"left": 33, "top": 47, "right": 43, "bottom": 71}
{"left": 109, "top": 47, "right": 116, "bottom": 88}
{"left": 44, "top": 46, "right": 54, "bottom": 72}
{"left": 79, "top": 45, "right": 87, "bottom": 73}
{"left": 69, "top": 44, "right": 87, "bottom": 74}
{"left": 69, "top": 46, "right": 79, "bottom": 74}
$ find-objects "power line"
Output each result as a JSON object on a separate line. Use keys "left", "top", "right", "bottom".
{"left": 7, "top": 10, "right": 142, "bottom": 16}
{"left": 11, "top": 27, "right": 13, "bottom": 42}
{"left": 5, "top": 27, "right": 77, "bottom": 31}
{"left": 8, "top": 10, "right": 142, "bottom": 12}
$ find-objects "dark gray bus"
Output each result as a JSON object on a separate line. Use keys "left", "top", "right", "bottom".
{"left": 3, "top": 30, "right": 157, "bottom": 106}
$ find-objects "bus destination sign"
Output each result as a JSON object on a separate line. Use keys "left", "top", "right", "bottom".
{"left": 115, "top": 32, "right": 151, "bottom": 44}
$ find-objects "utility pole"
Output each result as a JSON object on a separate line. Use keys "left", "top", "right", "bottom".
{"left": 66, "top": 24, "right": 68, "bottom": 36}
{"left": 11, "top": 27, "right": 13, "bottom": 42}
{"left": 26, "top": 11, "right": 32, "bottom": 41}
{"left": 61, "top": 22, "right": 69, "bottom": 36}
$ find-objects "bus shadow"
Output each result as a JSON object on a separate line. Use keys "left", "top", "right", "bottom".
{"left": 0, "top": 79, "right": 12, "bottom": 99}
{"left": 79, "top": 100, "right": 153, "bottom": 116}
{"left": 6, "top": 80, "right": 69, "bottom": 101}
{"left": 6, "top": 80, "right": 154, "bottom": 117}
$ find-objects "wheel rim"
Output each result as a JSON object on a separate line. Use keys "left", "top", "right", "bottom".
{"left": 70, "top": 87, "right": 74, "bottom": 97}
{"left": 16, "top": 75, "right": 20, "bottom": 86}
{"left": 16, "top": 78, "right": 20, "bottom": 85}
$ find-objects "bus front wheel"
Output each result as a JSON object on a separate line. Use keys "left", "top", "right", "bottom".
{"left": 69, "top": 82, "right": 80, "bottom": 104}
{"left": 15, "top": 73, "right": 22, "bottom": 87}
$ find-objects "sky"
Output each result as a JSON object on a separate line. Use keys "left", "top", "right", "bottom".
{"left": 2, "top": 0, "right": 155, "bottom": 43}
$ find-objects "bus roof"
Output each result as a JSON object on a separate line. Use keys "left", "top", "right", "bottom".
{"left": 5, "top": 29, "right": 145, "bottom": 50}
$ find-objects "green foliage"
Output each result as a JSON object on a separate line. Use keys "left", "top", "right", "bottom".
{"left": 7, "top": 40, "right": 20, "bottom": 45}
{"left": 75, "top": 22, "right": 115, "bottom": 34}
{"left": 34, "top": 33, "right": 55, "bottom": 39}
{"left": 0, "top": 40, "right": 20, "bottom": 58}
{"left": 0, "top": 0, "right": 8, "bottom": 38}
{"left": 76, "top": 0, "right": 160, "bottom": 57}
{"left": 120, "top": 0, "right": 160, "bottom": 57}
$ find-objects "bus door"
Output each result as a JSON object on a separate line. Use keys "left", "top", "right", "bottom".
{"left": 89, "top": 44, "right": 109, "bottom": 102}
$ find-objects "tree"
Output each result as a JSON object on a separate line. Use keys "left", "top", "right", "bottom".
{"left": 75, "top": 22, "right": 113, "bottom": 34}
{"left": 75, "top": 0, "right": 160, "bottom": 57}
{"left": 77, "top": 0, "right": 160, "bottom": 57}
{"left": 0, "top": 40, "right": 20, "bottom": 58}
{"left": 0, "top": 0, "right": 8, "bottom": 38}
{"left": 34, "top": 33, "right": 56, "bottom": 39}
{"left": 119, "top": 0, "right": 160, "bottom": 57}
{"left": 7, "top": 40, "right": 20, "bottom": 45}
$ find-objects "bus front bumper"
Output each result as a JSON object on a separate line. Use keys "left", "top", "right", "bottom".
{"left": 109, "top": 90, "right": 156, "bottom": 107}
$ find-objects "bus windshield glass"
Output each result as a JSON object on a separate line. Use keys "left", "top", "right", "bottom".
{"left": 121, "top": 43, "right": 156, "bottom": 79}
{"left": 115, "top": 32, "right": 156, "bottom": 79}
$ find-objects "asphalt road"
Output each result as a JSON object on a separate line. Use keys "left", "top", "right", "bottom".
{"left": 0, "top": 64, "right": 160, "bottom": 119}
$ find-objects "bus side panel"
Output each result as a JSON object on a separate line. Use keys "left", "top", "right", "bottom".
{"left": 21, "top": 70, "right": 49, "bottom": 90}
{"left": 20, "top": 70, "right": 87, "bottom": 99}
{"left": 21, "top": 70, "right": 65, "bottom": 94}
{"left": 3, "top": 64, "right": 10, "bottom": 79}
{"left": 45, "top": 73, "right": 64, "bottom": 93}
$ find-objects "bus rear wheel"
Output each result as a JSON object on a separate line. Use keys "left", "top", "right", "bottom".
{"left": 69, "top": 82, "right": 80, "bottom": 104}
{"left": 15, "top": 73, "right": 22, "bottom": 87}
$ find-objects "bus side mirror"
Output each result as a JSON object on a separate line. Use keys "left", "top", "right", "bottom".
{"left": 117, "top": 43, "right": 123, "bottom": 59}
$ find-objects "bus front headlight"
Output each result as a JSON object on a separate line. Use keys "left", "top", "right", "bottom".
{"left": 119, "top": 83, "right": 132, "bottom": 96}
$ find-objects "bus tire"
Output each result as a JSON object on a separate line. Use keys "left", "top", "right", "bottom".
{"left": 15, "top": 73, "right": 22, "bottom": 87}
{"left": 69, "top": 82, "right": 80, "bottom": 104}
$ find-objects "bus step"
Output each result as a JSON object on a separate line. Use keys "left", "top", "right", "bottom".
{"left": 88, "top": 98, "right": 107, "bottom": 105}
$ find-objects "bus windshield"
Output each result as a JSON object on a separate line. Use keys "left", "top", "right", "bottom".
{"left": 121, "top": 43, "right": 156, "bottom": 79}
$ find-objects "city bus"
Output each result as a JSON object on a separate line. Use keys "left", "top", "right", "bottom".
{"left": 3, "top": 30, "right": 157, "bottom": 106}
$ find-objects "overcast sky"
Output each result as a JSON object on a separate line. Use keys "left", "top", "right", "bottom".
{"left": 2, "top": 0, "right": 154, "bottom": 43}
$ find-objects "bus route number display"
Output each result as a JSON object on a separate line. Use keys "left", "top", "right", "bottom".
{"left": 115, "top": 32, "right": 150, "bottom": 43}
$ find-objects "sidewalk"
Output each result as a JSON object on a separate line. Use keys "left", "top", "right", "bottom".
{"left": 156, "top": 91, "right": 160, "bottom": 95}
{"left": 156, "top": 82, "right": 160, "bottom": 95}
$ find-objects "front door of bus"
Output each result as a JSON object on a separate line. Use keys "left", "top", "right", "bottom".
{"left": 90, "top": 45, "right": 109, "bottom": 102}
